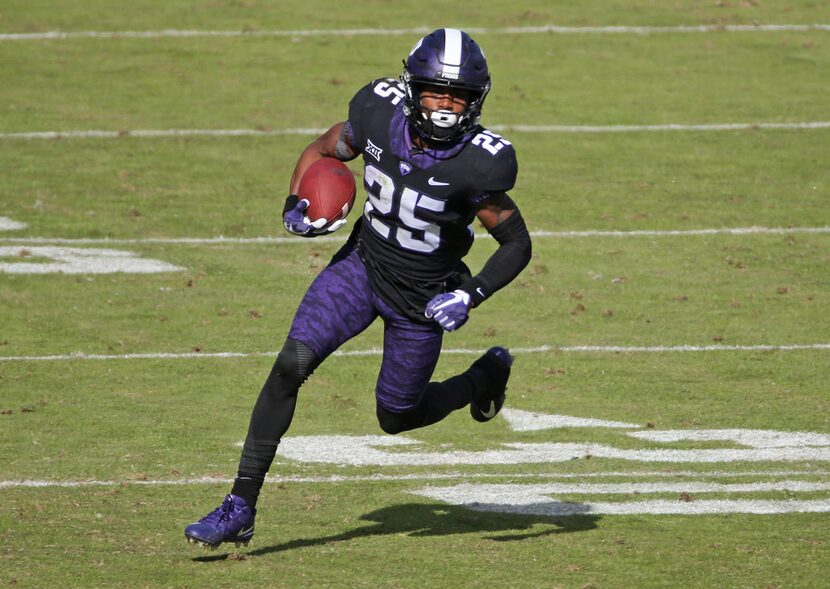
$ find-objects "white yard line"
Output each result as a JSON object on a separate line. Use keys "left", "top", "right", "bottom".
{"left": 531, "top": 226, "right": 830, "bottom": 238}
{"left": 1, "top": 226, "right": 829, "bottom": 246}
{"left": 6, "top": 473, "right": 830, "bottom": 513}
{"left": 2, "top": 122, "right": 830, "bottom": 140}
{"left": 1, "top": 470, "right": 827, "bottom": 489}
{"left": 416, "top": 480, "right": 830, "bottom": 495}
{"left": 1, "top": 24, "right": 829, "bottom": 41}
{"left": 0, "top": 128, "right": 328, "bottom": 140}
{"left": 1, "top": 343, "right": 828, "bottom": 363}
{"left": 0, "top": 217, "right": 27, "bottom": 231}
{"left": 495, "top": 122, "right": 830, "bottom": 133}
{"left": 558, "top": 344, "right": 830, "bottom": 353}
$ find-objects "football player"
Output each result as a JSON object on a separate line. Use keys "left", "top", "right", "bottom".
{"left": 185, "top": 28, "right": 532, "bottom": 548}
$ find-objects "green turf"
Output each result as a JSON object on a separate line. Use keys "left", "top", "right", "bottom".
{"left": 2, "top": 32, "right": 828, "bottom": 132}
{"left": 1, "top": 2, "right": 828, "bottom": 588}
{"left": 1, "top": 234, "right": 829, "bottom": 356}
{"left": 1, "top": 130, "right": 829, "bottom": 236}
{"left": 4, "top": 0, "right": 830, "bottom": 33}
{"left": 2, "top": 350, "right": 828, "bottom": 480}
{"left": 2, "top": 484, "right": 827, "bottom": 589}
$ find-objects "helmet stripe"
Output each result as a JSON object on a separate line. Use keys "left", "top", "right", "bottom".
{"left": 408, "top": 37, "right": 423, "bottom": 56}
{"left": 441, "top": 28, "right": 462, "bottom": 79}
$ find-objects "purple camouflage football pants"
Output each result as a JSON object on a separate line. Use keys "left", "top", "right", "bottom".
{"left": 288, "top": 246, "right": 444, "bottom": 412}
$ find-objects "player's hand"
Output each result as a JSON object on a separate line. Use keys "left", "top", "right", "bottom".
{"left": 425, "top": 290, "right": 471, "bottom": 331}
{"left": 282, "top": 197, "right": 346, "bottom": 236}
{"left": 283, "top": 197, "right": 314, "bottom": 235}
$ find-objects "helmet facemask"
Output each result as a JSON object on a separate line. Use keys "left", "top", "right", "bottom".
{"left": 402, "top": 69, "right": 490, "bottom": 142}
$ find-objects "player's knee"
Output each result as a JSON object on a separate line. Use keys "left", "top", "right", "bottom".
{"left": 376, "top": 408, "right": 408, "bottom": 435}
{"left": 376, "top": 404, "right": 423, "bottom": 435}
{"left": 273, "top": 338, "right": 319, "bottom": 388}
{"left": 273, "top": 349, "right": 301, "bottom": 388}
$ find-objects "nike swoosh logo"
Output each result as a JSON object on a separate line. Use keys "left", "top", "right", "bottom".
{"left": 480, "top": 401, "right": 497, "bottom": 419}
{"left": 428, "top": 177, "right": 450, "bottom": 186}
{"left": 476, "top": 287, "right": 485, "bottom": 298}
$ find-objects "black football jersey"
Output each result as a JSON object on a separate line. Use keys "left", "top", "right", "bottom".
{"left": 346, "top": 78, "right": 518, "bottom": 322}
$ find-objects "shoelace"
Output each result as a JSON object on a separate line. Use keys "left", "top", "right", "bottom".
{"left": 202, "top": 496, "right": 236, "bottom": 524}
{"left": 219, "top": 496, "right": 237, "bottom": 522}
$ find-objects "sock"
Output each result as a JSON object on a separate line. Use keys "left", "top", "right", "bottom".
{"left": 417, "top": 373, "right": 476, "bottom": 427}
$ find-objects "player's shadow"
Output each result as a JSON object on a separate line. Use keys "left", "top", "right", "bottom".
{"left": 193, "top": 502, "right": 598, "bottom": 561}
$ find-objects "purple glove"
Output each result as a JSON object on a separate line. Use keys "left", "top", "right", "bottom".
{"left": 425, "top": 289, "right": 472, "bottom": 331}
{"left": 283, "top": 198, "right": 346, "bottom": 236}
{"left": 283, "top": 198, "right": 313, "bottom": 235}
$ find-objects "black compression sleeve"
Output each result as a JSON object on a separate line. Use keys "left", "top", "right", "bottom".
{"left": 459, "top": 210, "right": 532, "bottom": 307}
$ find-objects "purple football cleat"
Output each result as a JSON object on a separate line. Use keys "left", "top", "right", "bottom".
{"left": 469, "top": 346, "right": 513, "bottom": 423}
{"left": 185, "top": 494, "right": 255, "bottom": 549}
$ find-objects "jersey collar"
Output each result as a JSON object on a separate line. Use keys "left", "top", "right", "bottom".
{"left": 389, "top": 107, "right": 471, "bottom": 169}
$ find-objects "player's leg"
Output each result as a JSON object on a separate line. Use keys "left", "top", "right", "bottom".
{"left": 372, "top": 302, "right": 446, "bottom": 433}
{"left": 376, "top": 347, "right": 513, "bottom": 433}
{"left": 372, "top": 297, "right": 513, "bottom": 433}
{"left": 185, "top": 246, "right": 377, "bottom": 548}
{"left": 228, "top": 337, "right": 319, "bottom": 508}
{"left": 231, "top": 246, "right": 377, "bottom": 507}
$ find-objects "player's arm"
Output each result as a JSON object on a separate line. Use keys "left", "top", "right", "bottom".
{"left": 459, "top": 191, "right": 532, "bottom": 307}
{"left": 287, "top": 122, "right": 358, "bottom": 194}
{"left": 283, "top": 122, "right": 358, "bottom": 236}
{"left": 288, "top": 121, "right": 357, "bottom": 194}
{"left": 425, "top": 192, "right": 531, "bottom": 331}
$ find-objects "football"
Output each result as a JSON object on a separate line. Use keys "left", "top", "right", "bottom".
{"left": 297, "top": 157, "right": 357, "bottom": 228}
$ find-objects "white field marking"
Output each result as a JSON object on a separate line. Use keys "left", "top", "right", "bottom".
{"left": 414, "top": 480, "right": 830, "bottom": 497}
{"left": 275, "top": 435, "right": 830, "bottom": 466}
{"left": 2, "top": 470, "right": 827, "bottom": 490}
{"left": 0, "top": 351, "right": 273, "bottom": 363}
{"left": 494, "top": 122, "right": 830, "bottom": 133}
{"left": 254, "top": 421, "right": 830, "bottom": 465}
{"left": 0, "top": 128, "right": 327, "bottom": 140}
{"left": 2, "top": 226, "right": 830, "bottom": 246}
{"left": 558, "top": 343, "right": 830, "bottom": 352}
{"left": 3, "top": 122, "right": 830, "bottom": 141}
{"left": 502, "top": 408, "right": 640, "bottom": 431}
{"left": 528, "top": 226, "right": 830, "bottom": 238}
{"left": 2, "top": 343, "right": 830, "bottom": 363}
{"left": 0, "top": 217, "right": 27, "bottom": 231}
{"left": 630, "top": 429, "right": 830, "bottom": 448}
{"left": 500, "top": 413, "right": 830, "bottom": 446}
{"left": 503, "top": 413, "right": 830, "bottom": 443}
{"left": 0, "top": 246, "right": 183, "bottom": 274}
{"left": 1, "top": 24, "right": 829, "bottom": 42}
{"left": 412, "top": 484, "right": 830, "bottom": 516}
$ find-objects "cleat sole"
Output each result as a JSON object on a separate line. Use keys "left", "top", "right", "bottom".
{"left": 185, "top": 533, "right": 250, "bottom": 550}
{"left": 185, "top": 535, "right": 219, "bottom": 549}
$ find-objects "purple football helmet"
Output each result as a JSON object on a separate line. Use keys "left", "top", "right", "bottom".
{"left": 401, "top": 28, "right": 491, "bottom": 142}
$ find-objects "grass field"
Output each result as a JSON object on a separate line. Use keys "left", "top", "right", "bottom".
{"left": 1, "top": 2, "right": 829, "bottom": 588}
